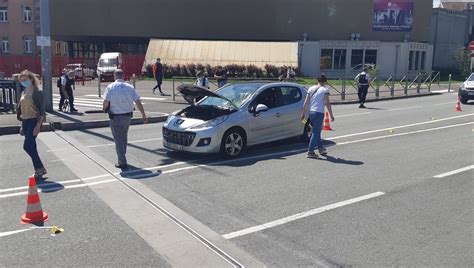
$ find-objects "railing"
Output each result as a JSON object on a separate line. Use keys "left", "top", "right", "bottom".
{"left": 0, "top": 80, "right": 17, "bottom": 112}
{"left": 170, "top": 71, "right": 441, "bottom": 102}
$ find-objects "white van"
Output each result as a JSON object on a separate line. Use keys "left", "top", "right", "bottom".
{"left": 97, "top": 52, "right": 123, "bottom": 81}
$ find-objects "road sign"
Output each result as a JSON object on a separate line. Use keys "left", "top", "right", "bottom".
{"left": 469, "top": 41, "right": 474, "bottom": 51}
{"left": 36, "top": 36, "right": 51, "bottom": 47}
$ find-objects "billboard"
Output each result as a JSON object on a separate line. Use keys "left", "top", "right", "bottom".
{"left": 372, "top": 0, "right": 414, "bottom": 32}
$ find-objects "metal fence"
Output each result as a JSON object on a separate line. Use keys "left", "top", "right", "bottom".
{"left": 170, "top": 71, "right": 441, "bottom": 102}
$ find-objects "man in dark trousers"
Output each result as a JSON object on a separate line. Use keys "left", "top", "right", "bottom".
{"left": 152, "top": 58, "right": 164, "bottom": 95}
{"left": 354, "top": 67, "right": 371, "bottom": 108}
{"left": 214, "top": 66, "right": 228, "bottom": 88}
{"left": 59, "top": 70, "right": 77, "bottom": 112}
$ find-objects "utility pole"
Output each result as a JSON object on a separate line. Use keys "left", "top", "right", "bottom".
{"left": 39, "top": 0, "right": 53, "bottom": 112}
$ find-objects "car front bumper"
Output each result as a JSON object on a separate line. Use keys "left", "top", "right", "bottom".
{"left": 162, "top": 126, "right": 222, "bottom": 154}
{"left": 458, "top": 89, "right": 474, "bottom": 100}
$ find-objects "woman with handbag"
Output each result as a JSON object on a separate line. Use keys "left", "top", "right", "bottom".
{"left": 17, "top": 70, "right": 47, "bottom": 178}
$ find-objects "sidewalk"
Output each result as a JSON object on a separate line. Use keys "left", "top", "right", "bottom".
{"left": 1, "top": 80, "right": 453, "bottom": 136}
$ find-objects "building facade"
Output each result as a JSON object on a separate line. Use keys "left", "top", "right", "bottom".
{"left": 0, "top": 0, "right": 67, "bottom": 56}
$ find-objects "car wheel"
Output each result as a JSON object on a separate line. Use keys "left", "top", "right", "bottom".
{"left": 460, "top": 98, "right": 468, "bottom": 104}
{"left": 302, "top": 121, "right": 312, "bottom": 142}
{"left": 220, "top": 128, "right": 246, "bottom": 158}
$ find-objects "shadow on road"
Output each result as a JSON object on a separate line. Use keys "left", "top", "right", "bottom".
{"left": 37, "top": 180, "right": 65, "bottom": 193}
{"left": 317, "top": 155, "right": 364, "bottom": 165}
{"left": 120, "top": 165, "right": 162, "bottom": 179}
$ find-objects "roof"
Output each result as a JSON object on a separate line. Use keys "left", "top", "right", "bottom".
{"left": 145, "top": 39, "right": 298, "bottom": 68}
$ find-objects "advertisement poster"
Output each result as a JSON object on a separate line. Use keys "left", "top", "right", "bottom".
{"left": 373, "top": 0, "right": 414, "bottom": 32}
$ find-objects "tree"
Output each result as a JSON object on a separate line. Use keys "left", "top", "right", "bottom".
{"left": 453, "top": 48, "right": 471, "bottom": 79}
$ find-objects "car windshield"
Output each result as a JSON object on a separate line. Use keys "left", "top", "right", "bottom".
{"left": 99, "top": 58, "right": 118, "bottom": 67}
{"left": 468, "top": 74, "right": 474, "bottom": 81}
{"left": 198, "top": 83, "right": 264, "bottom": 109}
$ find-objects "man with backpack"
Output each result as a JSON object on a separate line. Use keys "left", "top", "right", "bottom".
{"left": 354, "top": 67, "right": 371, "bottom": 108}
{"left": 58, "top": 70, "right": 77, "bottom": 112}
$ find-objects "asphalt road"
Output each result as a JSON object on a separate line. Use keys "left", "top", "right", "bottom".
{"left": 1, "top": 92, "right": 473, "bottom": 266}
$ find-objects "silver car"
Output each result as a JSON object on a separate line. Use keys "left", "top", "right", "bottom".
{"left": 163, "top": 82, "right": 310, "bottom": 158}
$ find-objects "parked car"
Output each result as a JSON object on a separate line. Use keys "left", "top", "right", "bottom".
{"left": 97, "top": 52, "right": 122, "bottom": 82}
{"left": 162, "top": 82, "right": 310, "bottom": 158}
{"left": 62, "top": 63, "right": 96, "bottom": 80}
{"left": 458, "top": 73, "right": 474, "bottom": 104}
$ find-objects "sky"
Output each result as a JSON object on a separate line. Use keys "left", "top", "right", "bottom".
{"left": 433, "top": 0, "right": 440, "bottom": 7}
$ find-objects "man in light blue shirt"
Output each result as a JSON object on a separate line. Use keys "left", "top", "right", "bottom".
{"left": 103, "top": 69, "right": 148, "bottom": 169}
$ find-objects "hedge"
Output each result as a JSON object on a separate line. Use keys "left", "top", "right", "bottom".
{"left": 144, "top": 63, "right": 300, "bottom": 79}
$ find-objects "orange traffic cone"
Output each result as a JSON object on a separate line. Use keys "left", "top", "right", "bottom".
{"left": 322, "top": 112, "right": 333, "bottom": 131}
{"left": 21, "top": 176, "right": 48, "bottom": 224}
{"left": 455, "top": 98, "right": 462, "bottom": 112}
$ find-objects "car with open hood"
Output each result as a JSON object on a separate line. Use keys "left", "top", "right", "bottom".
{"left": 458, "top": 73, "right": 474, "bottom": 104}
{"left": 162, "top": 82, "right": 310, "bottom": 158}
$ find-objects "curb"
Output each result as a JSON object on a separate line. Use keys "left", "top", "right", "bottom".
{"left": 0, "top": 115, "right": 168, "bottom": 136}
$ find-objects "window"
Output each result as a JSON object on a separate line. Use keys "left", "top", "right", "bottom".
{"left": 415, "top": 51, "right": 420, "bottom": 70}
{"left": 421, "top": 51, "right": 426, "bottom": 70}
{"left": 23, "top": 6, "right": 32, "bottom": 22}
{"left": 1, "top": 38, "right": 8, "bottom": 53}
{"left": 365, "top": 50, "right": 377, "bottom": 65}
{"left": 24, "top": 37, "right": 32, "bottom": 53}
{"left": 254, "top": 88, "right": 281, "bottom": 109}
{"left": 334, "top": 49, "right": 346, "bottom": 70}
{"left": 63, "top": 42, "right": 68, "bottom": 55}
{"left": 0, "top": 7, "right": 7, "bottom": 22}
{"left": 351, "top": 49, "right": 364, "bottom": 69}
{"left": 408, "top": 51, "right": 414, "bottom": 70}
{"left": 55, "top": 42, "right": 61, "bottom": 55}
{"left": 280, "top": 87, "right": 302, "bottom": 106}
{"left": 320, "top": 49, "right": 333, "bottom": 69}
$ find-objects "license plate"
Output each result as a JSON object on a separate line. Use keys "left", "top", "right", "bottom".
{"left": 167, "top": 142, "right": 183, "bottom": 151}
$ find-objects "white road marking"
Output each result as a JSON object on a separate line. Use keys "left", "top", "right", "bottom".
{"left": 328, "top": 113, "right": 474, "bottom": 140}
{"left": 0, "top": 178, "right": 118, "bottom": 198}
{"left": 386, "top": 106, "right": 423, "bottom": 112}
{"left": 140, "top": 97, "right": 167, "bottom": 101}
{"left": 0, "top": 174, "right": 112, "bottom": 193}
{"left": 86, "top": 138, "right": 163, "bottom": 148}
{"left": 433, "top": 165, "right": 474, "bottom": 178}
{"left": 222, "top": 192, "right": 385, "bottom": 239}
{"left": 0, "top": 227, "right": 54, "bottom": 238}
{"left": 337, "top": 112, "right": 371, "bottom": 118}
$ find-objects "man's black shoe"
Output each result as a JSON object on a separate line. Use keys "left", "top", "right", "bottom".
{"left": 115, "top": 164, "right": 128, "bottom": 169}
{"left": 359, "top": 104, "right": 364, "bottom": 108}
{"left": 71, "top": 108, "right": 78, "bottom": 112}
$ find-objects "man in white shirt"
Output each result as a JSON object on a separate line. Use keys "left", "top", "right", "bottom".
{"left": 301, "top": 75, "right": 335, "bottom": 158}
{"left": 103, "top": 69, "right": 148, "bottom": 169}
{"left": 354, "top": 67, "right": 372, "bottom": 108}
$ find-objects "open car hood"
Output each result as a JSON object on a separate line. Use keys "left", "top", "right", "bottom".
{"left": 177, "top": 84, "right": 236, "bottom": 108}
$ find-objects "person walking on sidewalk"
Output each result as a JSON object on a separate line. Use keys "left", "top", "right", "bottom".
{"left": 214, "top": 66, "right": 228, "bottom": 88}
{"left": 301, "top": 75, "right": 335, "bottom": 159}
{"left": 103, "top": 70, "right": 148, "bottom": 169}
{"left": 59, "top": 70, "right": 78, "bottom": 112}
{"left": 354, "top": 67, "right": 371, "bottom": 108}
{"left": 17, "top": 70, "right": 47, "bottom": 178}
{"left": 152, "top": 58, "right": 165, "bottom": 95}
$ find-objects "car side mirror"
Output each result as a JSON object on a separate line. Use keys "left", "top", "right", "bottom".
{"left": 255, "top": 104, "right": 269, "bottom": 115}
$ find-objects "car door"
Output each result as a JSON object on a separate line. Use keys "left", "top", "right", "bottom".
{"left": 279, "top": 86, "right": 305, "bottom": 137}
{"left": 246, "top": 87, "right": 285, "bottom": 145}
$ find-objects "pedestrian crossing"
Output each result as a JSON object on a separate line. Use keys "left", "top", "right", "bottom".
{"left": 53, "top": 94, "right": 103, "bottom": 109}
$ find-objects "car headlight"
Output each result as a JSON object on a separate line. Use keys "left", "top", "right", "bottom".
{"left": 190, "top": 115, "right": 229, "bottom": 129}
{"left": 165, "top": 115, "right": 174, "bottom": 124}
{"left": 460, "top": 84, "right": 466, "bottom": 91}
